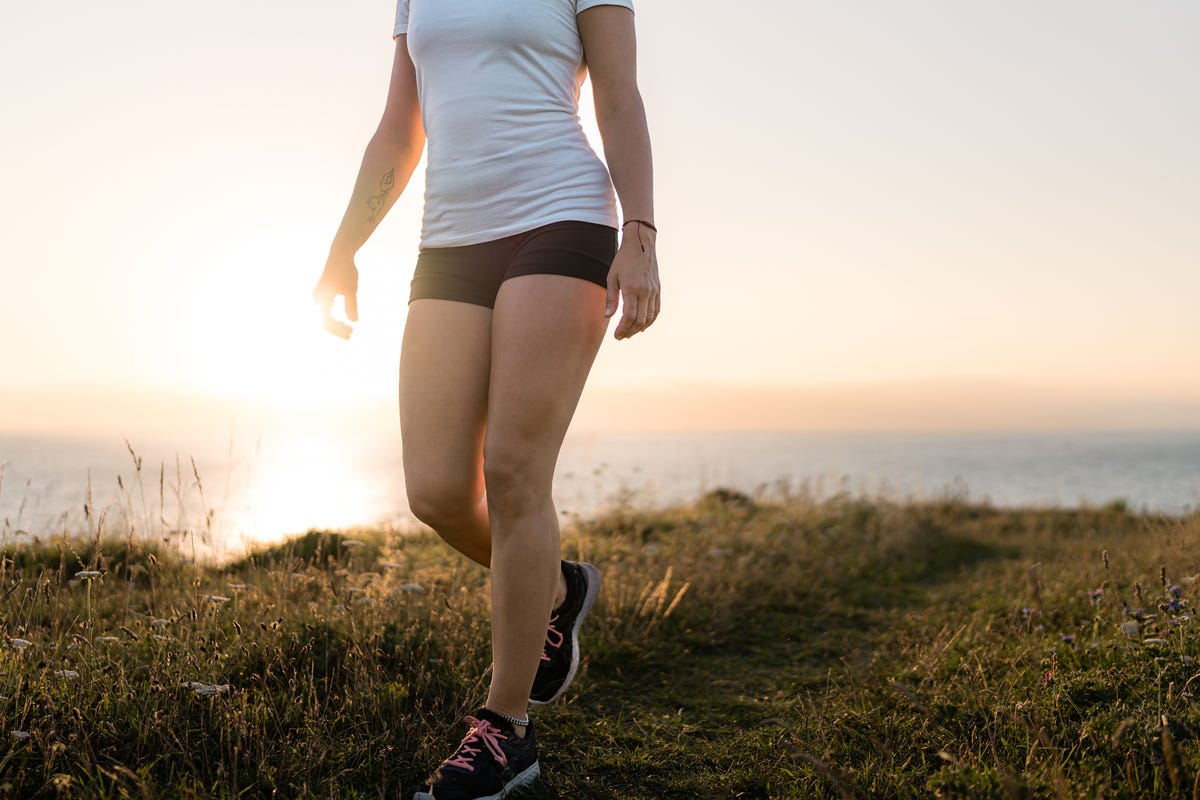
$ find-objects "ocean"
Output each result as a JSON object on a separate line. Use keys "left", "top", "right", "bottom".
{"left": 2, "top": 429, "right": 1198, "bottom": 553}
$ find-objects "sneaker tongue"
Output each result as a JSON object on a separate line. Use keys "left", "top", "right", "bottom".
{"left": 554, "top": 562, "right": 581, "bottom": 616}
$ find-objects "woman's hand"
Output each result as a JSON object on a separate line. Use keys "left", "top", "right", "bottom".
{"left": 312, "top": 252, "right": 359, "bottom": 340}
{"left": 605, "top": 223, "right": 660, "bottom": 340}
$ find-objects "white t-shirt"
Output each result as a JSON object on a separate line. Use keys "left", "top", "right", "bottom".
{"left": 394, "top": 0, "right": 635, "bottom": 247}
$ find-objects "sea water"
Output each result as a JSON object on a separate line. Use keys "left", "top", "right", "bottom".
{"left": 2, "top": 429, "right": 1198, "bottom": 551}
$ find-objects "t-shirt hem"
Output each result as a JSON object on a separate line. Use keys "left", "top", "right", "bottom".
{"left": 420, "top": 211, "right": 619, "bottom": 249}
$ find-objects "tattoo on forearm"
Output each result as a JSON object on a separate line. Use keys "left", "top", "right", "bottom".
{"left": 366, "top": 169, "right": 395, "bottom": 224}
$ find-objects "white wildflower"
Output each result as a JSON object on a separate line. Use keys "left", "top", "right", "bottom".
{"left": 10, "top": 730, "right": 30, "bottom": 741}
{"left": 8, "top": 638, "right": 32, "bottom": 649}
{"left": 75, "top": 570, "right": 102, "bottom": 580}
{"left": 401, "top": 583, "right": 425, "bottom": 593}
{"left": 54, "top": 670, "right": 80, "bottom": 680}
{"left": 182, "top": 681, "right": 231, "bottom": 697}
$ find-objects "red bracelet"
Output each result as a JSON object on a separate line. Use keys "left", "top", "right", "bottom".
{"left": 622, "top": 219, "right": 656, "bottom": 252}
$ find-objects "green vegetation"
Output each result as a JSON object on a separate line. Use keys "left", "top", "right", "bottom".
{"left": 2, "top": 490, "right": 1199, "bottom": 798}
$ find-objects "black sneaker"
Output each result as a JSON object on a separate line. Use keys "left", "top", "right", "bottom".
{"left": 529, "top": 560, "right": 601, "bottom": 705}
{"left": 413, "top": 709, "right": 540, "bottom": 800}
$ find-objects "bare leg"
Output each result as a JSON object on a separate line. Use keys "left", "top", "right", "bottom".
{"left": 482, "top": 275, "right": 608, "bottom": 729}
{"left": 398, "top": 299, "right": 572, "bottom": 603}
{"left": 399, "top": 299, "right": 493, "bottom": 566}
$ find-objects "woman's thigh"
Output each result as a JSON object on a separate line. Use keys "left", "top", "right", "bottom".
{"left": 399, "top": 298, "right": 493, "bottom": 505}
{"left": 484, "top": 274, "right": 608, "bottom": 493}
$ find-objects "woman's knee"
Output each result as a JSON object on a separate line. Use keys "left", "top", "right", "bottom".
{"left": 406, "top": 476, "right": 481, "bottom": 530}
{"left": 482, "top": 445, "right": 551, "bottom": 518}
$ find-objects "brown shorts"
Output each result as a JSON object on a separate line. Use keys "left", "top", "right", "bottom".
{"left": 409, "top": 220, "right": 617, "bottom": 308}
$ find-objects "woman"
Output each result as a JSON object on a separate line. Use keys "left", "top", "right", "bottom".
{"left": 312, "top": 0, "right": 658, "bottom": 796}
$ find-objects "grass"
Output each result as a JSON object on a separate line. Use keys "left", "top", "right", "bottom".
{"left": 2, "top": 489, "right": 1200, "bottom": 798}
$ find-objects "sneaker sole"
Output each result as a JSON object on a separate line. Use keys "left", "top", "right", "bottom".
{"left": 529, "top": 561, "right": 601, "bottom": 705}
{"left": 411, "top": 760, "right": 541, "bottom": 800}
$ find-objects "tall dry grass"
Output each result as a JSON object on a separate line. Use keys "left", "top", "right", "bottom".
{"left": 2, "top": 470, "right": 1199, "bottom": 798}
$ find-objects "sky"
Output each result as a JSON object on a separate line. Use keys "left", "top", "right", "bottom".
{"left": 2, "top": 0, "right": 1199, "bottom": 439}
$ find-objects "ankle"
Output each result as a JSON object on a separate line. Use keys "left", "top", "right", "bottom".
{"left": 485, "top": 706, "right": 530, "bottom": 737}
{"left": 554, "top": 567, "right": 568, "bottom": 608}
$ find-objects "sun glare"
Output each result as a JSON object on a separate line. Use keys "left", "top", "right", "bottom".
{"left": 220, "top": 429, "right": 403, "bottom": 547}
{"left": 173, "top": 225, "right": 407, "bottom": 417}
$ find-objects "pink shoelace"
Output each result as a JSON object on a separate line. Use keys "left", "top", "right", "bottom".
{"left": 446, "top": 717, "right": 508, "bottom": 772}
{"left": 540, "top": 615, "right": 565, "bottom": 662}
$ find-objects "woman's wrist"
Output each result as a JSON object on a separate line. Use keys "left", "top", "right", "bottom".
{"left": 619, "top": 219, "right": 657, "bottom": 253}
{"left": 328, "top": 238, "right": 359, "bottom": 262}
{"left": 622, "top": 218, "right": 656, "bottom": 233}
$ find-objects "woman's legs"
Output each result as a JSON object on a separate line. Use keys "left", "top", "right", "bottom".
{"left": 399, "top": 299, "right": 493, "bottom": 566}
{"left": 482, "top": 275, "right": 608, "bottom": 727}
{"left": 401, "top": 274, "right": 605, "bottom": 731}
{"left": 400, "top": 296, "right": 577, "bottom": 603}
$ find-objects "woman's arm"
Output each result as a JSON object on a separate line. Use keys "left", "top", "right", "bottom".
{"left": 579, "top": 6, "right": 660, "bottom": 340}
{"left": 314, "top": 38, "right": 426, "bottom": 339}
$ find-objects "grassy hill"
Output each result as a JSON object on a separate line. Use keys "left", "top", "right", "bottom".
{"left": 2, "top": 491, "right": 1198, "bottom": 798}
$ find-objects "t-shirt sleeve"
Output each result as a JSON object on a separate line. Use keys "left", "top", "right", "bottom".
{"left": 393, "top": 0, "right": 410, "bottom": 38}
{"left": 576, "top": 0, "right": 634, "bottom": 14}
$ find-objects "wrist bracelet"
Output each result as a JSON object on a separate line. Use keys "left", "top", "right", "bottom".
{"left": 492, "top": 710, "right": 530, "bottom": 727}
{"left": 622, "top": 219, "right": 656, "bottom": 252}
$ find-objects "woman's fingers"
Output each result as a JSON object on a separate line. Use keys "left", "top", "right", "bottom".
{"left": 321, "top": 315, "right": 353, "bottom": 339}
{"left": 631, "top": 285, "right": 649, "bottom": 331}
{"left": 313, "top": 260, "right": 358, "bottom": 339}
{"left": 605, "top": 274, "right": 620, "bottom": 319}
{"left": 615, "top": 280, "right": 658, "bottom": 340}
{"left": 614, "top": 285, "right": 638, "bottom": 339}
